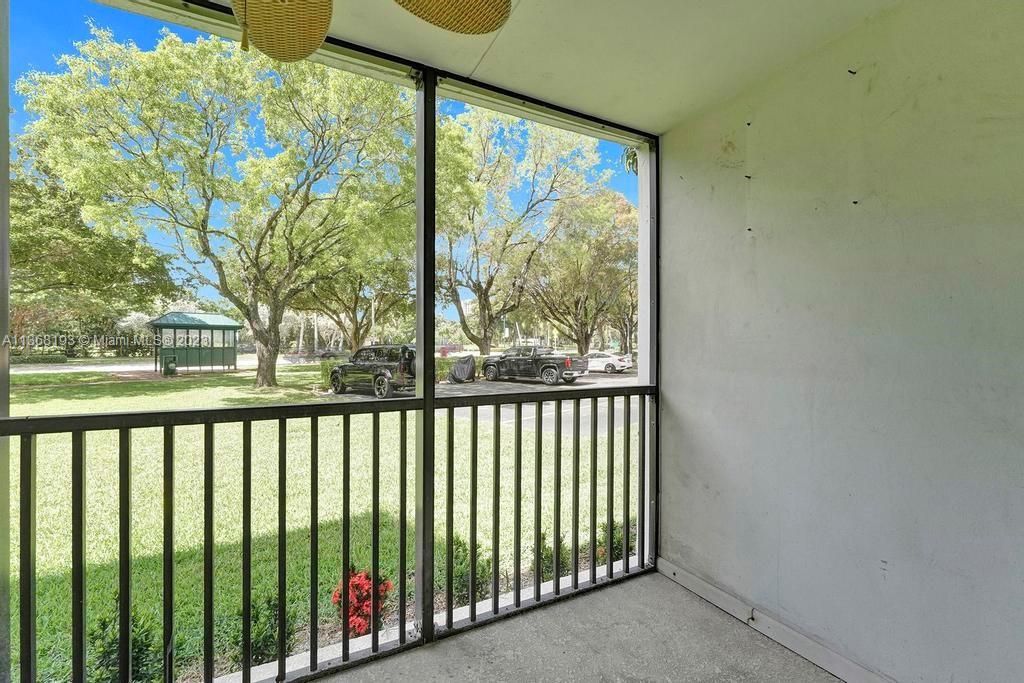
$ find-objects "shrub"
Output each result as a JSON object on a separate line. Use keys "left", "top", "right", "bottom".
{"left": 596, "top": 518, "right": 637, "bottom": 564}
{"left": 228, "top": 594, "right": 297, "bottom": 668}
{"left": 87, "top": 598, "right": 162, "bottom": 683}
{"left": 332, "top": 568, "right": 394, "bottom": 637}
{"left": 10, "top": 353, "right": 68, "bottom": 364}
{"left": 539, "top": 530, "right": 573, "bottom": 583}
{"left": 319, "top": 360, "right": 336, "bottom": 390}
{"left": 436, "top": 534, "right": 492, "bottom": 604}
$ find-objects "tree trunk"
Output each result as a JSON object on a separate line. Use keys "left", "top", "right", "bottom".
{"left": 250, "top": 311, "right": 283, "bottom": 388}
{"left": 343, "top": 324, "right": 367, "bottom": 353}
{"left": 618, "top": 325, "right": 633, "bottom": 355}
{"left": 574, "top": 319, "right": 593, "bottom": 355}
{"left": 296, "top": 315, "right": 305, "bottom": 353}
{"left": 254, "top": 336, "right": 279, "bottom": 387}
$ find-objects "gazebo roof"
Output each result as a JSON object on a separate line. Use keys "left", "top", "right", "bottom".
{"left": 148, "top": 311, "right": 243, "bottom": 329}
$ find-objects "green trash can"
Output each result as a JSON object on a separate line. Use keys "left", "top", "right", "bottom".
{"left": 162, "top": 355, "right": 178, "bottom": 376}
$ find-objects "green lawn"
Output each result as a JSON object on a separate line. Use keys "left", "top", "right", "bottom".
{"left": 11, "top": 371, "right": 120, "bottom": 387}
{"left": 9, "top": 367, "right": 639, "bottom": 680}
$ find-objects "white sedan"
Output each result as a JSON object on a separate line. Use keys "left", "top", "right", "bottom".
{"left": 584, "top": 351, "right": 633, "bottom": 373}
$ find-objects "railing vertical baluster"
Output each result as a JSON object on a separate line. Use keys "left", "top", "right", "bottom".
{"left": 202, "top": 423, "right": 213, "bottom": 682}
{"left": 589, "top": 398, "right": 597, "bottom": 586}
{"left": 491, "top": 405, "right": 500, "bottom": 614}
{"left": 242, "top": 421, "right": 252, "bottom": 683}
{"left": 623, "top": 396, "right": 631, "bottom": 574}
{"left": 553, "top": 401, "right": 562, "bottom": 596}
{"left": 341, "top": 415, "right": 350, "bottom": 661}
{"left": 72, "top": 431, "right": 87, "bottom": 683}
{"left": 606, "top": 397, "right": 615, "bottom": 580}
{"left": 514, "top": 402, "right": 522, "bottom": 607}
{"left": 445, "top": 407, "right": 454, "bottom": 629}
{"left": 533, "top": 401, "right": 542, "bottom": 602}
{"left": 372, "top": 413, "right": 381, "bottom": 652}
{"left": 120, "top": 427, "right": 134, "bottom": 682}
{"left": 399, "top": 411, "right": 408, "bottom": 643}
{"left": 161, "top": 426, "right": 174, "bottom": 682}
{"left": 310, "top": 416, "right": 319, "bottom": 670}
{"left": 19, "top": 433, "right": 36, "bottom": 683}
{"left": 572, "top": 399, "right": 580, "bottom": 590}
{"left": 469, "top": 405, "right": 478, "bottom": 622}
{"left": 277, "top": 418, "right": 287, "bottom": 680}
{"left": 638, "top": 398, "right": 646, "bottom": 568}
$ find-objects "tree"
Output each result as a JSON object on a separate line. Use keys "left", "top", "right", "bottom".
{"left": 18, "top": 28, "right": 413, "bottom": 386}
{"left": 436, "top": 107, "right": 603, "bottom": 354}
{"left": 528, "top": 191, "right": 637, "bottom": 354}
{"left": 295, "top": 250, "right": 414, "bottom": 350}
{"left": 608, "top": 247, "right": 638, "bottom": 355}
{"left": 9, "top": 159, "right": 178, "bottom": 322}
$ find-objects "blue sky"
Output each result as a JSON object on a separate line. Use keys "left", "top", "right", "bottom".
{"left": 9, "top": 0, "right": 639, "bottom": 314}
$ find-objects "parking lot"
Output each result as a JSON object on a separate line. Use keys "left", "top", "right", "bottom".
{"left": 328, "top": 369, "right": 644, "bottom": 433}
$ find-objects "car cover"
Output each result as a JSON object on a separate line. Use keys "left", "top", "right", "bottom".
{"left": 447, "top": 355, "right": 477, "bottom": 383}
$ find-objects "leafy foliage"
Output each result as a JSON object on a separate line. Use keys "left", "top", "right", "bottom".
{"left": 8, "top": 168, "right": 178, "bottom": 321}
{"left": 438, "top": 533, "right": 493, "bottom": 604}
{"left": 528, "top": 191, "right": 637, "bottom": 353}
{"left": 227, "top": 594, "right": 297, "bottom": 668}
{"left": 86, "top": 600, "right": 162, "bottom": 683}
{"left": 436, "top": 107, "right": 605, "bottom": 354}
{"left": 597, "top": 518, "right": 637, "bottom": 564}
{"left": 539, "top": 530, "right": 573, "bottom": 583}
{"left": 18, "top": 27, "right": 413, "bottom": 386}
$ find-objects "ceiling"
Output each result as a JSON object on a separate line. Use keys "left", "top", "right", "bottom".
{"left": 210, "top": 0, "right": 901, "bottom": 134}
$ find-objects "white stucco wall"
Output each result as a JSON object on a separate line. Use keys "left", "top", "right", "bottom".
{"left": 657, "top": 0, "right": 1024, "bottom": 680}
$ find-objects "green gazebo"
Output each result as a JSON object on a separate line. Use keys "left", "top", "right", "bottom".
{"left": 150, "top": 312, "right": 243, "bottom": 373}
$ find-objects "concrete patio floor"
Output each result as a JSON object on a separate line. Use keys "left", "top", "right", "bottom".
{"left": 324, "top": 573, "right": 837, "bottom": 682}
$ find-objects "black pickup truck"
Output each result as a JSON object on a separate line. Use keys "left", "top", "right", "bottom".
{"left": 329, "top": 344, "right": 415, "bottom": 398}
{"left": 482, "top": 346, "right": 588, "bottom": 385}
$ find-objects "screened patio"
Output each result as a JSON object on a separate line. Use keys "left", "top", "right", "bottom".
{"left": 3, "top": 1, "right": 1022, "bottom": 682}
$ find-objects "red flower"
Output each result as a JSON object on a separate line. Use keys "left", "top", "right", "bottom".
{"left": 333, "top": 568, "right": 394, "bottom": 637}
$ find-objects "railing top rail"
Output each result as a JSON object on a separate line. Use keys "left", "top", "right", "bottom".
{"left": 433, "top": 384, "right": 656, "bottom": 409}
{"left": 0, "top": 384, "right": 656, "bottom": 436}
{"left": 0, "top": 396, "right": 422, "bottom": 436}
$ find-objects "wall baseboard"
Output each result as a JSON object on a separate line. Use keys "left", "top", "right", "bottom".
{"left": 657, "top": 557, "right": 894, "bottom": 683}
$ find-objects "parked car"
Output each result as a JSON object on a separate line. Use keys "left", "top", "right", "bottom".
{"left": 482, "top": 346, "right": 588, "bottom": 385}
{"left": 584, "top": 350, "right": 633, "bottom": 373}
{"left": 329, "top": 344, "right": 415, "bottom": 398}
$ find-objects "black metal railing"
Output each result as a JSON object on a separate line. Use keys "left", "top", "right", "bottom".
{"left": 3, "top": 384, "right": 655, "bottom": 682}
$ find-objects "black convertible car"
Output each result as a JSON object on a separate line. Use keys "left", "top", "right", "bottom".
{"left": 329, "top": 344, "right": 415, "bottom": 398}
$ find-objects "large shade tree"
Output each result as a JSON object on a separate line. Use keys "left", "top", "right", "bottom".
{"left": 9, "top": 156, "right": 178, "bottom": 326}
{"left": 294, "top": 245, "right": 415, "bottom": 351}
{"left": 528, "top": 190, "right": 637, "bottom": 354}
{"left": 437, "top": 107, "right": 603, "bottom": 354}
{"left": 18, "top": 28, "right": 414, "bottom": 385}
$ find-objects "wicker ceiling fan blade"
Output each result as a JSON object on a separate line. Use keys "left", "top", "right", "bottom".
{"left": 233, "top": 0, "right": 333, "bottom": 63}
{"left": 394, "top": 0, "right": 512, "bottom": 35}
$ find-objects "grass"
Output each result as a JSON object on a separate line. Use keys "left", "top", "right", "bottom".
{"left": 10, "top": 371, "right": 119, "bottom": 387}
{"left": 8, "top": 366, "right": 639, "bottom": 680}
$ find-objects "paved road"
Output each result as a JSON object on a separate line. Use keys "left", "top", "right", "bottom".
{"left": 10, "top": 352, "right": 286, "bottom": 374}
